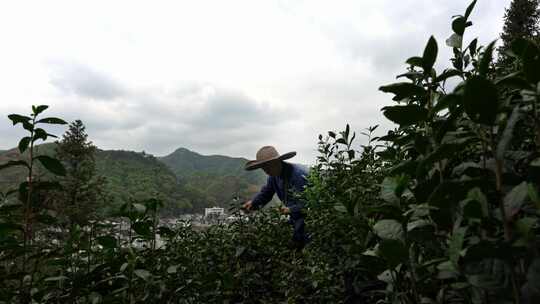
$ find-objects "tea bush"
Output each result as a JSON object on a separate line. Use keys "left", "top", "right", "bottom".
{"left": 305, "top": 1, "right": 540, "bottom": 303}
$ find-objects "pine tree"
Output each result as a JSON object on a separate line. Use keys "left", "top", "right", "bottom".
{"left": 497, "top": 0, "right": 540, "bottom": 72}
{"left": 54, "top": 120, "right": 105, "bottom": 226}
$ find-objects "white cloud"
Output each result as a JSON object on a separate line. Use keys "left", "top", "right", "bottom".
{"left": 0, "top": 0, "right": 510, "bottom": 164}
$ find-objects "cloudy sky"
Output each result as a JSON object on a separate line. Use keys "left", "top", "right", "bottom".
{"left": 0, "top": 0, "right": 509, "bottom": 164}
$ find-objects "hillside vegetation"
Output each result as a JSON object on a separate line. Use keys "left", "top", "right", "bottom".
{"left": 0, "top": 145, "right": 266, "bottom": 215}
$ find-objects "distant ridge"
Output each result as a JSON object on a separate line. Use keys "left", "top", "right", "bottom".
{"left": 0, "top": 144, "right": 267, "bottom": 214}
{"left": 159, "top": 147, "right": 266, "bottom": 185}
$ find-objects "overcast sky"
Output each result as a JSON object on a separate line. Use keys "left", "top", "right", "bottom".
{"left": 0, "top": 0, "right": 509, "bottom": 164}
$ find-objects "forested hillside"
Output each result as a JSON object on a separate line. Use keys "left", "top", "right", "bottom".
{"left": 160, "top": 147, "right": 266, "bottom": 185}
{"left": 159, "top": 147, "right": 267, "bottom": 211}
{"left": 0, "top": 145, "right": 265, "bottom": 215}
{"left": 94, "top": 150, "right": 180, "bottom": 213}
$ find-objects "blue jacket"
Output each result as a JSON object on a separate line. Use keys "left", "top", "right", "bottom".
{"left": 251, "top": 162, "right": 309, "bottom": 213}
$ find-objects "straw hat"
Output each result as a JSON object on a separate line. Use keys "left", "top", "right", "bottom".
{"left": 245, "top": 146, "right": 296, "bottom": 171}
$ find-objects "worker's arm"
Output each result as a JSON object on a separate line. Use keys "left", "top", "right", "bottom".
{"left": 284, "top": 168, "right": 309, "bottom": 214}
{"left": 250, "top": 177, "right": 276, "bottom": 210}
{"left": 285, "top": 197, "right": 304, "bottom": 214}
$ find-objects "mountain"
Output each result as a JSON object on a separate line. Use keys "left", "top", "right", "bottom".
{"left": 159, "top": 147, "right": 267, "bottom": 209}
{"left": 0, "top": 145, "right": 268, "bottom": 215}
{"left": 94, "top": 150, "right": 181, "bottom": 212}
{"left": 0, "top": 143, "right": 57, "bottom": 191}
{"left": 0, "top": 145, "right": 181, "bottom": 213}
{"left": 159, "top": 147, "right": 266, "bottom": 184}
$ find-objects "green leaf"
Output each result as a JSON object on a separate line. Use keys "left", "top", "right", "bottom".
{"left": 235, "top": 246, "right": 246, "bottom": 257}
{"left": 468, "top": 38, "right": 478, "bottom": 57}
{"left": 33, "top": 105, "right": 49, "bottom": 115}
{"left": 380, "top": 176, "right": 409, "bottom": 204}
{"left": 464, "top": 0, "right": 477, "bottom": 19}
{"left": 428, "top": 179, "right": 485, "bottom": 228}
{"left": 333, "top": 203, "right": 347, "bottom": 213}
{"left": 120, "top": 263, "right": 128, "bottom": 272}
{"left": 132, "top": 203, "right": 146, "bottom": 214}
{"left": 97, "top": 236, "right": 117, "bottom": 249}
{"left": 379, "top": 82, "right": 426, "bottom": 101}
{"left": 382, "top": 105, "right": 428, "bottom": 126}
{"left": 437, "top": 260, "right": 459, "bottom": 279}
{"left": 18, "top": 182, "right": 29, "bottom": 203}
{"left": 0, "top": 160, "right": 29, "bottom": 171}
{"left": 36, "top": 117, "right": 67, "bottom": 125}
{"left": 18, "top": 137, "right": 31, "bottom": 153}
{"left": 463, "top": 188, "right": 488, "bottom": 219}
{"left": 134, "top": 269, "right": 151, "bottom": 281}
{"left": 463, "top": 76, "right": 499, "bottom": 125}
{"left": 406, "top": 56, "right": 423, "bottom": 67}
{"left": 377, "top": 239, "right": 408, "bottom": 268}
{"left": 132, "top": 221, "right": 152, "bottom": 238}
{"left": 373, "top": 219, "right": 404, "bottom": 240}
{"left": 433, "top": 93, "right": 461, "bottom": 113}
{"left": 89, "top": 292, "right": 102, "bottom": 304}
{"left": 514, "top": 217, "right": 537, "bottom": 246}
{"left": 422, "top": 36, "right": 438, "bottom": 72}
{"left": 396, "top": 71, "right": 423, "bottom": 80}
{"left": 336, "top": 138, "right": 347, "bottom": 145}
{"left": 33, "top": 128, "right": 48, "bottom": 143}
{"left": 407, "top": 219, "right": 434, "bottom": 241}
{"left": 435, "top": 69, "right": 461, "bottom": 82}
{"left": 167, "top": 265, "right": 178, "bottom": 274}
{"left": 452, "top": 17, "right": 471, "bottom": 36}
{"left": 510, "top": 37, "right": 540, "bottom": 59}
{"left": 424, "top": 137, "right": 474, "bottom": 165}
{"left": 504, "top": 182, "right": 529, "bottom": 220}
{"left": 8, "top": 114, "right": 31, "bottom": 125}
{"left": 449, "top": 227, "right": 467, "bottom": 267}
{"left": 479, "top": 40, "right": 496, "bottom": 76}
{"left": 44, "top": 276, "right": 69, "bottom": 282}
{"left": 389, "top": 159, "right": 418, "bottom": 176}
{"left": 452, "top": 17, "right": 465, "bottom": 36}
{"left": 446, "top": 33, "right": 462, "bottom": 48}
{"left": 496, "top": 107, "right": 522, "bottom": 159}
{"left": 34, "top": 155, "right": 66, "bottom": 176}
{"left": 511, "top": 38, "right": 540, "bottom": 83}
{"left": 495, "top": 73, "right": 531, "bottom": 89}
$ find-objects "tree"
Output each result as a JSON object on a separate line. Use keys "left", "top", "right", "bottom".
{"left": 497, "top": 0, "right": 540, "bottom": 72}
{"left": 53, "top": 120, "right": 105, "bottom": 226}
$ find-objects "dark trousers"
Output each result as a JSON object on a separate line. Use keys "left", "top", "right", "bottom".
{"left": 289, "top": 212, "right": 310, "bottom": 250}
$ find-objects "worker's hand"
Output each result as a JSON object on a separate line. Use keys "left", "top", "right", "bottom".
{"left": 242, "top": 200, "right": 253, "bottom": 212}
{"left": 279, "top": 207, "right": 290, "bottom": 215}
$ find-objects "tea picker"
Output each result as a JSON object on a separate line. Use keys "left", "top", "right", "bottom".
{"left": 241, "top": 146, "right": 311, "bottom": 250}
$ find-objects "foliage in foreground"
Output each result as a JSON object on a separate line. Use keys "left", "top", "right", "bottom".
{"left": 367, "top": 0, "right": 540, "bottom": 302}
